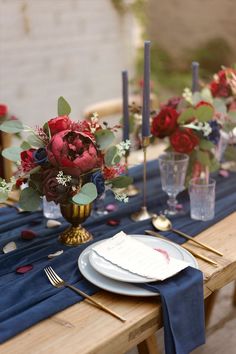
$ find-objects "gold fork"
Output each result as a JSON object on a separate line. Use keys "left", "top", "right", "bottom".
{"left": 44, "top": 266, "right": 126, "bottom": 322}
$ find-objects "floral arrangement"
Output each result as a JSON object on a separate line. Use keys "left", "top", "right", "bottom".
{"left": 151, "top": 90, "right": 234, "bottom": 179}
{"left": 0, "top": 97, "right": 132, "bottom": 210}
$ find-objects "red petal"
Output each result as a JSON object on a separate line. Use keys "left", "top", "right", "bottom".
{"left": 21, "top": 230, "right": 37, "bottom": 240}
{"left": 16, "top": 265, "right": 33, "bottom": 274}
{"left": 106, "top": 219, "right": 120, "bottom": 226}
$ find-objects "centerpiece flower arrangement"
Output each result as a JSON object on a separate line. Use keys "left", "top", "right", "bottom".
{"left": 0, "top": 97, "right": 132, "bottom": 244}
{"left": 151, "top": 89, "right": 234, "bottom": 181}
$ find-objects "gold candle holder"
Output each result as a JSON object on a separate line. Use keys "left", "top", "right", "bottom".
{"left": 131, "top": 137, "right": 153, "bottom": 221}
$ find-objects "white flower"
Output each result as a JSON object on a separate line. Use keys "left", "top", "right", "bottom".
{"left": 113, "top": 191, "right": 129, "bottom": 203}
{"left": 116, "top": 140, "right": 131, "bottom": 156}
{"left": 56, "top": 171, "right": 72, "bottom": 186}
{"left": 183, "top": 122, "right": 212, "bottom": 137}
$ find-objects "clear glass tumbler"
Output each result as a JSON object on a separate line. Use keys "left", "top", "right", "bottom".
{"left": 189, "top": 177, "right": 216, "bottom": 221}
{"left": 159, "top": 152, "right": 189, "bottom": 216}
{"left": 43, "top": 197, "right": 62, "bottom": 219}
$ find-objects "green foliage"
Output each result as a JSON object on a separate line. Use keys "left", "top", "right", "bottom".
{"left": 95, "top": 129, "right": 115, "bottom": 150}
{"left": 20, "top": 141, "right": 31, "bottom": 150}
{"left": 0, "top": 120, "right": 24, "bottom": 133}
{"left": 109, "top": 175, "right": 133, "bottom": 188}
{"left": 27, "top": 133, "right": 44, "bottom": 148}
{"left": 194, "top": 105, "right": 214, "bottom": 122}
{"left": 104, "top": 146, "right": 121, "bottom": 166}
{"left": 178, "top": 108, "right": 195, "bottom": 124}
{"left": 19, "top": 187, "right": 41, "bottom": 211}
{"left": 57, "top": 96, "right": 71, "bottom": 116}
{"left": 72, "top": 183, "right": 98, "bottom": 205}
{"left": 199, "top": 139, "right": 215, "bottom": 150}
{"left": 2, "top": 146, "right": 23, "bottom": 162}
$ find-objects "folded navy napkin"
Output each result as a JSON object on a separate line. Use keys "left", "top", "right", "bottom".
{"left": 138, "top": 267, "right": 205, "bottom": 354}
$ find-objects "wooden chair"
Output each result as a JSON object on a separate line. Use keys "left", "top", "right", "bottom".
{"left": 83, "top": 93, "right": 158, "bottom": 120}
{"left": 0, "top": 132, "right": 12, "bottom": 181}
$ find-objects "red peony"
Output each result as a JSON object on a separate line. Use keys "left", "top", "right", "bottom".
{"left": 0, "top": 104, "right": 8, "bottom": 117}
{"left": 42, "top": 169, "right": 71, "bottom": 204}
{"left": 21, "top": 149, "right": 37, "bottom": 172}
{"left": 151, "top": 107, "right": 179, "bottom": 138}
{"left": 170, "top": 128, "right": 199, "bottom": 154}
{"left": 47, "top": 130, "right": 102, "bottom": 177}
{"left": 48, "top": 116, "right": 72, "bottom": 136}
{"left": 210, "top": 70, "right": 234, "bottom": 98}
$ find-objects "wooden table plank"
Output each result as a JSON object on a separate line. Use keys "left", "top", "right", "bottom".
{"left": 1, "top": 212, "right": 236, "bottom": 354}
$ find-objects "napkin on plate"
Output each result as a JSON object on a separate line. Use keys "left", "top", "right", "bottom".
{"left": 92, "top": 231, "right": 188, "bottom": 281}
{"left": 138, "top": 266, "right": 205, "bottom": 354}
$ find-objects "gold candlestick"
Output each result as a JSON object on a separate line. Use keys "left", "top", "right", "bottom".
{"left": 131, "top": 137, "right": 153, "bottom": 221}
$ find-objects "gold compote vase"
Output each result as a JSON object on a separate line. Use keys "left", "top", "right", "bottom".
{"left": 59, "top": 202, "right": 93, "bottom": 246}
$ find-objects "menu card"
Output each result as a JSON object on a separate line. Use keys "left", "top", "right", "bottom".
{"left": 92, "top": 232, "right": 188, "bottom": 281}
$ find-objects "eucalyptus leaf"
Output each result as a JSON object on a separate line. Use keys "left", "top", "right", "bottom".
{"left": 95, "top": 129, "right": 115, "bottom": 150}
{"left": 0, "top": 191, "right": 8, "bottom": 203}
{"left": 27, "top": 133, "right": 44, "bottom": 148}
{"left": 19, "top": 187, "right": 41, "bottom": 211}
{"left": 199, "top": 139, "right": 215, "bottom": 150}
{"left": 72, "top": 182, "right": 98, "bottom": 205}
{"left": 109, "top": 175, "right": 133, "bottom": 188}
{"left": 0, "top": 120, "right": 24, "bottom": 133}
{"left": 177, "top": 108, "right": 195, "bottom": 124}
{"left": 201, "top": 87, "right": 213, "bottom": 104}
{"left": 213, "top": 98, "right": 227, "bottom": 115}
{"left": 195, "top": 105, "right": 214, "bottom": 122}
{"left": 196, "top": 150, "right": 211, "bottom": 166}
{"left": 2, "top": 146, "right": 23, "bottom": 162}
{"left": 192, "top": 92, "right": 202, "bottom": 106}
{"left": 104, "top": 146, "right": 120, "bottom": 166}
{"left": 57, "top": 96, "right": 71, "bottom": 116}
{"left": 209, "top": 156, "right": 220, "bottom": 172}
{"left": 20, "top": 141, "right": 31, "bottom": 150}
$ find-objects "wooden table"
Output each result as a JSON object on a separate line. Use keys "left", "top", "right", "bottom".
{"left": 1, "top": 212, "right": 236, "bottom": 354}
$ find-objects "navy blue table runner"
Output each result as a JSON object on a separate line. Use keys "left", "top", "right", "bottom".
{"left": 0, "top": 160, "right": 235, "bottom": 348}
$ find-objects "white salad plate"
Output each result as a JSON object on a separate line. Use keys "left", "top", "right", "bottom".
{"left": 78, "top": 234, "right": 198, "bottom": 297}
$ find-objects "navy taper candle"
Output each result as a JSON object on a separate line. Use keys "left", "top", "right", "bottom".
{"left": 122, "top": 70, "right": 129, "bottom": 141}
{"left": 192, "top": 61, "right": 199, "bottom": 93}
{"left": 142, "top": 41, "right": 151, "bottom": 138}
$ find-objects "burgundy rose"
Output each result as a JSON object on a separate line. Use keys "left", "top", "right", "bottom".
{"left": 48, "top": 115, "right": 72, "bottom": 136}
{"left": 151, "top": 107, "right": 178, "bottom": 138}
{"left": 21, "top": 149, "right": 37, "bottom": 172}
{"left": 47, "top": 130, "right": 102, "bottom": 177}
{"left": 0, "top": 104, "right": 8, "bottom": 117}
{"left": 170, "top": 128, "right": 199, "bottom": 154}
{"left": 42, "top": 169, "right": 71, "bottom": 204}
{"left": 210, "top": 70, "right": 231, "bottom": 98}
{"left": 163, "top": 96, "right": 182, "bottom": 110}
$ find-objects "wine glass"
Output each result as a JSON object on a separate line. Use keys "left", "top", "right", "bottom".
{"left": 159, "top": 152, "right": 189, "bottom": 216}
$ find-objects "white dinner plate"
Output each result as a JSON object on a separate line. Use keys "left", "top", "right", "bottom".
{"left": 78, "top": 234, "right": 198, "bottom": 297}
{"left": 89, "top": 235, "right": 185, "bottom": 283}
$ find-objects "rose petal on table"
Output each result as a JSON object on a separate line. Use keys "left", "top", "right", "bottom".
{"left": 46, "top": 220, "right": 62, "bottom": 228}
{"left": 16, "top": 265, "right": 33, "bottom": 274}
{"left": 105, "top": 204, "right": 118, "bottom": 212}
{"left": 106, "top": 219, "right": 120, "bottom": 226}
{"left": 21, "top": 230, "right": 37, "bottom": 240}
{"left": 48, "top": 250, "right": 64, "bottom": 259}
{"left": 154, "top": 248, "right": 170, "bottom": 262}
{"left": 3, "top": 241, "right": 17, "bottom": 254}
{"left": 219, "top": 169, "right": 230, "bottom": 178}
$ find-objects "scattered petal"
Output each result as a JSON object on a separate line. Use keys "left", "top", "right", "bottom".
{"left": 16, "top": 265, "right": 33, "bottom": 274}
{"left": 48, "top": 250, "right": 64, "bottom": 259}
{"left": 21, "top": 229, "right": 37, "bottom": 240}
{"left": 3, "top": 241, "right": 17, "bottom": 254}
{"left": 219, "top": 169, "right": 229, "bottom": 178}
{"left": 106, "top": 219, "right": 120, "bottom": 226}
{"left": 105, "top": 204, "right": 118, "bottom": 212}
{"left": 46, "top": 219, "right": 62, "bottom": 228}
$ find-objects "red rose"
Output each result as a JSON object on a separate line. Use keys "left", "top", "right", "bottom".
{"left": 0, "top": 104, "right": 8, "bottom": 117}
{"left": 47, "top": 130, "right": 102, "bottom": 177}
{"left": 210, "top": 70, "right": 231, "bottom": 98}
{"left": 151, "top": 107, "right": 178, "bottom": 138}
{"left": 48, "top": 116, "right": 72, "bottom": 136}
{"left": 21, "top": 149, "right": 37, "bottom": 172}
{"left": 42, "top": 168, "right": 71, "bottom": 204}
{"left": 170, "top": 128, "right": 199, "bottom": 154}
{"left": 162, "top": 96, "right": 182, "bottom": 110}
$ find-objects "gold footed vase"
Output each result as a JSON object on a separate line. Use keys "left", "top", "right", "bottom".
{"left": 59, "top": 203, "right": 92, "bottom": 246}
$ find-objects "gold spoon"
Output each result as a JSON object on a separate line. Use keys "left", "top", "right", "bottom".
{"left": 152, "top": 214, "right": 223, "bottom": 257}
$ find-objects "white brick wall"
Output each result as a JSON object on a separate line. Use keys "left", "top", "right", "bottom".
{"left": 0, "top": 0, "right": 137, "bottom": 126}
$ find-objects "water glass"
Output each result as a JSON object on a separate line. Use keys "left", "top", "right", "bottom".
{"left": 43, "top": 197, "right": 62, "bottom": 219}
{"left": 189, "top": 177, "right": 216, "bottom": 221}
{"left": 159, "top": 152, "right": 189, "bottom": 215}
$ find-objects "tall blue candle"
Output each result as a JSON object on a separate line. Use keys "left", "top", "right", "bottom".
{"left": 122, "top": 70, "right": 129, "bottom": 141}
{"left": 142, "top": 41, "right": 151, "bottom": 138}
{"left": 192, "top": 61, "right": 199, "bottom": 93}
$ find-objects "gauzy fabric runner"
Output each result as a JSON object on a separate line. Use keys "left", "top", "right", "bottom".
{"left": 0, "top": 160, "right": 235, "bottom": 346}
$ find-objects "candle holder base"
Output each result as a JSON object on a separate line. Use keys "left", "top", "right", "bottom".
{"left": 131, "top": 206, "right": 153, "bottom": 222}
{"left": 121, "top": 184, "right": 140, "bottom": 197}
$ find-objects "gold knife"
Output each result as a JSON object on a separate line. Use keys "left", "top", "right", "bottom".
{"left": 145, "top": 230, "right": 218, "bottom": 266}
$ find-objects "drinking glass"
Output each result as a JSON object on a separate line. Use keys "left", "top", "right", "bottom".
{"left": 159, "top": 152, "right": 189, "bottom": 216}
{"left": 189, "top": 177, "right": 216, "bottom": 221}
{"left": 43, "top": 197, "right": 62, "bottom": 219}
